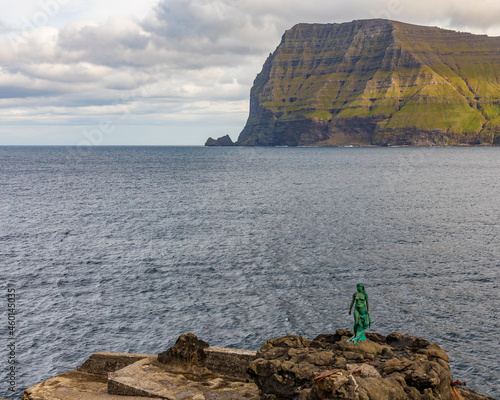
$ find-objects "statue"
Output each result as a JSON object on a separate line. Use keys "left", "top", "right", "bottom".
{"left": 347, "top": 283, "right": 371, "bottom": 344}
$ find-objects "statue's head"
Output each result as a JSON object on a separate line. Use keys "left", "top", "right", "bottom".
{"left": 357, "top": 283, "right": 364, "bottom": 291}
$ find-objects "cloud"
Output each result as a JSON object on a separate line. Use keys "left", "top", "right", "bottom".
{"left": 1, "top": 0, "right": 500, "bottom": 144}
{"left": 0, "top": 85, "right": 61, "bottom": 99}
{"left": 57, "top": 18, "right": 152, "bottom": 67}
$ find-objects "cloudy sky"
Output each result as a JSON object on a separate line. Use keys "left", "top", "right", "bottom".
{"left": 1, "top": 0, "right": 500, "bottom": 145}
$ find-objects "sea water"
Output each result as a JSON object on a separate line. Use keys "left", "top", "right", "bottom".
{"left": 0, "top": 146, "right": 499, "bottom": 399}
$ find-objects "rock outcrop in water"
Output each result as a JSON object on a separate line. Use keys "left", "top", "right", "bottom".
{"left": 21, "top": 331, "right": 494, "bottom": 400}
{"left": 234, "top": 19, "right": 500, "bottom": 146}
{"left": 205, "top": 134, "right": 235, "bottom": 146}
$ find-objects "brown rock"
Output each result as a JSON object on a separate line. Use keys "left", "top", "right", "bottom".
{"left": 456, "top": 387, "right": 497, "bottom": 400}
{"left": 338, "top": 336, "right": 385, "bottom": 356}
{"left": 383, "top": 357, "right": 412, "bottom": 374}
{"left": 312, "top": 371, "right": 355, "bottom": 400}
{"left": 157, "top": 332, "right": 209, "bottom": 370}
{"left": 417, "top": 343, "right": 450, "bottom": 362}
{"left": 258, "top": 334, "right": 311, "bottom": 354}
{"left": 356, "top": 376, "right": 408, "bottom": 400}
{"left": 249, "top": 332, "right": 461, "bottom": 400}
{"left": 306, "top": 350, "right": 335, "bottom": 366}
{"left": 346, "top": 363, "right": 380, "bottom": 378}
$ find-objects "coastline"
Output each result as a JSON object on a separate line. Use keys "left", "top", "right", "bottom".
{"left": 20, "top": 331, "right": 496, "bottom": 400}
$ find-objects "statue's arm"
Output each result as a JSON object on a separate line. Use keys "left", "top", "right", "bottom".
{"left": 348, "top": 294, "right": 355, "bottom": 314}
{"left": 365, "top": 294, "right": 369, "bottom": 314}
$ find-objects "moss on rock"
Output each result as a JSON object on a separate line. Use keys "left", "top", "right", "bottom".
{"left": 237, "top": 19, "right": 500, "bottom": 146}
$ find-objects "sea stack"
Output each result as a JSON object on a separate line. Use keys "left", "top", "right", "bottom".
{"left": 205, "top": 134, "right": 236, "bottom": 146}
{"left": 236, "top": 19, "right": 500, "bottom": 146}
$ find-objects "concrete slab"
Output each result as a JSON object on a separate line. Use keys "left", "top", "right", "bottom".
{"left": 108, "top": 357, "right": 259, "bottom": 400}
{"left": 78, "top": 352, "right": 153, "bottom": 375}
{"left": 205, "top": 347, "right": 256, "bottom": 381}
{"left": 22, "top": 369, "right": 153, "bottom": 400}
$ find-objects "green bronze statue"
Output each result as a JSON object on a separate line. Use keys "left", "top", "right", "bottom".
{"left": 347, "top": 283, "right": 371, "bottom": 344}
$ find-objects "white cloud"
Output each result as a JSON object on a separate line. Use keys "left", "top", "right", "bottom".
{"left": 1, "top": 0, "right": 500, "bottom": 144}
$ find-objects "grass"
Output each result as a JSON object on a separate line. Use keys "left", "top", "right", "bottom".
{"left": 245, "top": 20, "right": 500, "bottom": 140}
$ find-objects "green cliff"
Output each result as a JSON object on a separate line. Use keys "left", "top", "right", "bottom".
{"left": 236, "top": 19, "right": 500, "bottom": 146}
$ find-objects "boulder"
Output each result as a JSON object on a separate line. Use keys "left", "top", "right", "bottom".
{"left": 248, "top": 330, "right": 456, "bottom": 400}
{"left": 157, "top": 332, "right": 209, "bottom": 373}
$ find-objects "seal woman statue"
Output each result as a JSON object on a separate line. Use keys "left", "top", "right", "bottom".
{"left": 347, "top": 283, "right": 371, "bottom": 344}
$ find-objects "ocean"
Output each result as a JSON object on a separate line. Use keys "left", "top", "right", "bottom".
{"left": 0, "top": 145, "right": 499, "bottom": 399}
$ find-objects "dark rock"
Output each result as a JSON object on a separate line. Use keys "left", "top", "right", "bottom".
{"left": 157, "top": 332, "right": 209, "bottom": 367}
{"left": 365, "top": 332, "right": 386, "bottom": 344}
{"left": 204, "top": 134, "right": 235, "bottom": 146}
{"left": 258, "top": 335, "right": 311, "bottom": 354}
{"left": 386, "top": 331, "right": 433, "bottom": 353}
{"left": 248, "top": 331, "right": 458, "bottom": 400}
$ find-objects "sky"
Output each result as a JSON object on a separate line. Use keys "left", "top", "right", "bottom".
{"left": 1, "top": 0, "right": 500, "bottom": 145}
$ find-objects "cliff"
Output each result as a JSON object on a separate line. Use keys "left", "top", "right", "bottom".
{"left": 21, "top": 332, "right": 495, "bottom": 400}
{"left": 236, "top": 19, "right": 500, "bottom": 146}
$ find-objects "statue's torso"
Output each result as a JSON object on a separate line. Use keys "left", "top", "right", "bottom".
{"left": 354, "top": 292, "right": 367, "bottom": 311}
{"left": 354, "top": 292, "right": 366, "bottom": 302}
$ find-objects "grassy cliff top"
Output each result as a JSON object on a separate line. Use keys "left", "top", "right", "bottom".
{"left": 238, "top": 19, "right": 500, "bottom": 145}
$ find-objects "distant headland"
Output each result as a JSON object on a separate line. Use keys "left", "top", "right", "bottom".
{"left": 206, "top": 19, "right": 500, "bottom": 147}
{"left": 21, "top": 331, "right": 494, "bottom": 400}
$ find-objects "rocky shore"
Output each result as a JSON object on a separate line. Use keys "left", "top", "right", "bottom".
{"left": 21, "top": 331, "right": 495, "bottom": 400}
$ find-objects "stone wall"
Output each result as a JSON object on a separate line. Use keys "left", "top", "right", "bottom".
{"left": 78, "top": 352, "right": 153, "bottom": 375}
{"left": 205, "top": 347, "right": 257, "bottom": 380}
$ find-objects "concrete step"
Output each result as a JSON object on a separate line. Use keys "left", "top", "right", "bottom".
{"left": 107, "top": 357, "right": 259, "bottom": 400}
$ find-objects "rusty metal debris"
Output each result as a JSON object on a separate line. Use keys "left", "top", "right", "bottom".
{"left": 314, "top": 369, "right": 342, "bottom": 382}
{"left": 451, "top": 386, "right": 463, "bottom": 400}
{"left": 450, "top": 381, "right": 466, "bottom": 400}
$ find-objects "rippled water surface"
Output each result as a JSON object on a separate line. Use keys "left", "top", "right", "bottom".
{"left": 1, "top": 146, "right": 499, "bottom": 399}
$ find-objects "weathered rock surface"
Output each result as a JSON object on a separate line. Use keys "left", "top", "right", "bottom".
{"left": 236, "top": 19, "right": 500, "bottom": 146}
{"left": 248, "top": 330, "right": 494, "bottom": 400}
{"left": 205, "top": 134, "right": 236, "bottom": 146}
{"left": 157, "top": 332, "right": 210, "bottom": 373}
{"left": 157, "top": 333, "right": 257, "bottom": 380}
{"left": 20, "top": 332, "right": 495, "bottom": 400}
{"left": 456, "top": 388, "right": 497, "bottom": 400}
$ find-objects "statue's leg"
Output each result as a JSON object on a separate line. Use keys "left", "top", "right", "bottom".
{"left": 357, "top": 312, "right": 369, "bottom": 341}
{"left": 347, "top": 309, "right": 361, "bottom": 343}
{"left": 356, "top": 329, "right": 367, "bottom": 342}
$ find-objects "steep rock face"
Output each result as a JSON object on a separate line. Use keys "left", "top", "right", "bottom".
{"left": 237, "top": 19, "right": 500, "bottom": 146}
